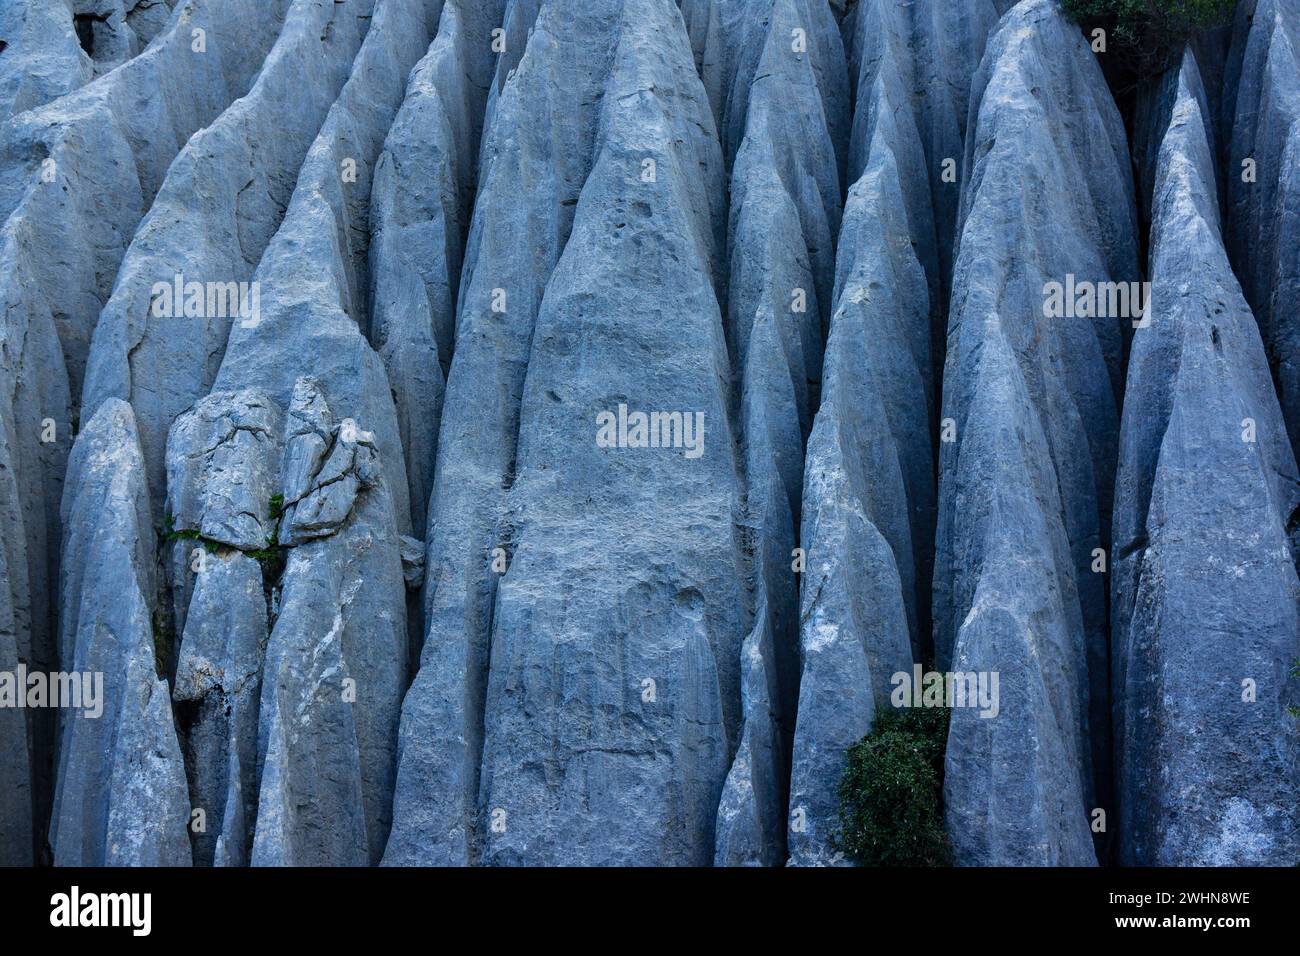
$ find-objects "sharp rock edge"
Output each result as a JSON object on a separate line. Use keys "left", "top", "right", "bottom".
{"left": 0, "top": 0, "right": 290, "bottom": 867}
{"left": 82, "top": 0, "right": 383, "bottom": 523}
{"left": 6, "top": 0, "right": 1299, "bottom": 870}
{"left": 1227, "top": 0, "right": 1300, "bottom": 453}
{"left": 167, "top": 0, "right": 443, "bottom": 867}
{"left": 1114, "top": 45, "right": 1300, "bottom": 866}
{"left": 711, "top": 0, "right": 846, "bottom": 868}
{"left": 937, "top": 0, "right": 1138, "bottom": 866}
{"left": 388, "top": 0, "right": 740, "bottom": 867}
{"left": 51, "top": 399, "right": 191, "bottom": 866}
{"left": 367, "top": 0, "right": 506, "bottom": 540}
{"left": 0, "top": 0, "right": 93, "bottom": 122}
{"left": 0, "top": 1, "right": 181, "bottom": 123}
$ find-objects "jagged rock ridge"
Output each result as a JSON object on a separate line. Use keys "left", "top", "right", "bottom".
{"left": 936, "top": 0, "right": 1138, "bottom": 865}
{"left": 2, "top": 0, "right": 1297, "bottom": 870}
{"left": 1114, "top": 45, "right": 1299, "bottom": 866}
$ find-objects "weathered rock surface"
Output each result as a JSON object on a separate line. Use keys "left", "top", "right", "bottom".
{"left": 367, "top": 0, "right": 504, "bottom": 535}
{"left": 164, "top": 387, "right": 281, "bottom": 864}
{"left": 937, "top": 0, "right": 1139, "bottom": 865}
{"left": 386, "top": 0, "right": 649, "bottom": 865}
{"left": 72, "top": 1, "right": 180, "bottom": 76}
{"left": 0, "top": 422, "right": 35, "bottom": 862}
{"left": 474, "top": 0, "right": 740, "bottom": 864}
{"left": 844, "top": 0, "right": 1004, "bottom": 316}
{"left": 0, "top": 1, "right": 176, "bottom": 124}
{"left": 785, "top": 90, "right": 931, "bottom": 867}
{"left": 0, "top": 1, "right": 93, "bottom": 122}
{"left": 388, "top": 0, "right": 742, "bottom": 867}
{"left": 1114, "top": 47, "right": 1300, "bottom": 866}
{"left": 177, "top": 0, "right": 439, "bottom": 866}
{"left": 713, "top": 601, "right": 786, "bottom": 866}
{"left": 82, "top": 0, "right": 381, "bottom": 509}
{"left": 173, "top": 548, "right": 268, "bottom": 866}
{"left": 710, "top": 0, "right": 846, "bottom": 869}
{"left": 5, "top": 0, "right": 1299, "bottom": 871}
{"left": 50, "top": 399, "right": 191, "bottom": 866}
{"left": 1227, "top": 0, "right": 1300, "bottom": 452}
{"left": 683, "top": 0, "right": 848, "bottom": 178}
{"left": 0, "top": 0, "right": 287, "bottom": 867}
{"left": 1, "top": 0, "right": 288, "bottom": 399}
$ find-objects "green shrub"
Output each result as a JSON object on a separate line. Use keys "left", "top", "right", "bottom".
{"left": 835, "top": 705, "right": 951, "bottom": 866}
{"left": 1063, "top": 0, "right": 1238, "bottom": 76}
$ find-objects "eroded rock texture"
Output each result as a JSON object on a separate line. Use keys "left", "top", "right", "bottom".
{"left": 82, "top": 0, "right": 381, "bottom": 509}
{"left": 0, "top": 1, "right": 93, "bottom": 122}
{"left": 706, "top": 0, "right": 846, "bottom": 869}
{"left": 0, "top": 0, "right": 288, "bottom": 865}
{"left": 368, "top": 0, "right": 505, "bottom": 537}
{"left": 4, "top": 0, "right": 1297, "bottom": 870}
{"left": 1227, "top": 0, "right": 1300, "bottom": 451}
{"left": 1114, "top": 47, "right": 1300, "bottom": 866}
{"left": 189, "top": 0, "right": 441, "bottom": 866}
{"left": 936, "top": 0, "right": 1138, "bottom": 865}
{"left": 51, "top": 399, "right": 191, "bottom": 866}
{"left": 389, "top": 0, "right": 743, "bottom": 868}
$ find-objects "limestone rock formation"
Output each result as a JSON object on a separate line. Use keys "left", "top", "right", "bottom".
{"left": 1114, "top": 46, "right": 1300, "bottom": 866}
{"left": 786, "top": 98, "right": 930, "bottom": 867}
{"left": 3, "top": 0, "right": 1297, "bottom": 872}
{"left": 367, "top": 0, "right": 505, "bottom": 535}
{"left": 936, "top": 0, "right": 1139, "bottom": 865}
{"left": 1226, "top": 0, "right": 1300, "bottom": 451}
{"left": 389, "top": 0, "right": 742, "bottom": 868}
{"left": 0, "top": 0, "right": 287, "bottom": 866}
{"left": 0, "top": 1, "right": 92, "bottom": 122}
{"left": 189, "top": 0, "right": 440, "bottom": 865}
{"left": 70, "top": 2, "right": 180, "bottom": 76}
{"left": 50, "top": 399, "right": 191, "bottom": 866}
{"left": 707, "top": 0, "right": 847, "bottom": 869}
{"left": 82, "top": 0, "right": 382, "bottom": 508}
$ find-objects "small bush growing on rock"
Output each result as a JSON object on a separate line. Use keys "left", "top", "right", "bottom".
{"left": 835, "top": 705, "right": 951, "bottom": 866}
{"left": 1063, "top": 0, "right": 1238, "bottom": 76}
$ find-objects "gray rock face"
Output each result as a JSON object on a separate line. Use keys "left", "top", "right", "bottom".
{"left": 165, "top": 376, "right": 408, "bottom": 868}
{"left": 367, "top": 0, "right": 504, "bottom": 535}
{"left": 50, "top": 399, "right": 191, "bottom": 866}
{"left": 784, "top": 80, "right": 931, "bottom": 866}
{"left": 1114, "top": 47, "right": 1300, "bottom": 866}
{"left": 0, "top": 1, "right": 93, "bottom": 122}
{"left": 174, "top": 0, "right": 440, "bottom": 866}
{"left": 937, "top": 0, "right": 1139, "bottom": 865}
{"left": 1, "top": 0, "right": 289, "bottom": 400}
{"left": 683, "top": 0, "right": 848, "bottom": 178}
{"left": 1227, "top": 0, "right": 1300, "bottom": 451}
{"left": 163, "top": 388, "right": 282, "bottom": 644}
{"left": 0, "top": 1, "right": 176, "bottom": 123}
{"left": 0, "top": 432, "right": 35, "bottom": 863}
{"left": 789, "top": 410, "right": 914, "bottom": 866}
{"left": 173, "top": 548, "right": 267, "bottom": 867}
{"left": 774, "top": 0, "right": 1005, "bottom": 869}
{"left": 386, "top": 0, "right": 645, "bottom": 865}
{"left": 6, "top": 0, "right": 1300, "bottom": 872}
{"left": 714, "top": 603, "right": 785, "bottom": 866}
{"left": 249, "top": 382, "right": 407, "bottom": 867}
{"left": 0, "top": 0, "right": 287, "bottom": 866}
{"left": 165, "top": 388, "right": 281, "bottom": 864}
{"left": 844, "top": 0, "right": 1002, "bottom": 312}
{"left": 711, "top": 0, "right": 846, "bottom": 869}
{"left": 69, "top": 1, "right": 180, "bottom": 77}
{"left": 81, "top": 0, "right": 381, "bottom": 510}
{"left": 387, "top": 0, "right": 741, "bottom": 867}
{"left": 475, "top": 0, "right": 740, "bottom": 863}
